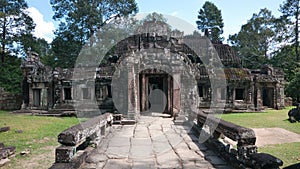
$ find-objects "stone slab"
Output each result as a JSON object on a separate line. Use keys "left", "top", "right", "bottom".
{"left": 253, "top": 128, "right": 300, "bottom": 147}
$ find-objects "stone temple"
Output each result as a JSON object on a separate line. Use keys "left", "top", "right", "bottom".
{"left": 20, "top": 20, "right": 285, "bottom": 121}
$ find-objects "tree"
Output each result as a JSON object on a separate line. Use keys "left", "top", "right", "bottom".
{"left": 196, "top": 1, "right": 224, "bottom": 42}
{"left": 286, "top": 70, "right": 300, "bottom": 102}
{"left": 280, "top": 0, "right": 300, "bottom": 61}
{"left": 0, "top": 0, "right": 35, "bottom": 62}
{"left": 50, "top": 29, "right": 83, "bottom": 68}
{"left": 50, "top": 0, "right": 138, "bottom": 68}
{"left": 270, "top": 45, "right": 298, "bottom": 81}
{"left": 228, "top": 8, "right": 277, "bottom": 69}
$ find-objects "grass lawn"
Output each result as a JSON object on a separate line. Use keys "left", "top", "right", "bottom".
{"left": 221, "top": 107, "right": 300, "bottom": 167}
{"left": 0, "top": 110, "right": 79, "bottom": 169}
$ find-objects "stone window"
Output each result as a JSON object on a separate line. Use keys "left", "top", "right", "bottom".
{"left": 235, "top": 88, "right": 244, "bottom": 100}
{"left": 33, "top": 89, "right": 41, "bottom": 107}
{"left": 64, "top": 88, "right": 72, "bottom": 100}
{"left": 82, "top": 88, "right": 90, "bottom": 99}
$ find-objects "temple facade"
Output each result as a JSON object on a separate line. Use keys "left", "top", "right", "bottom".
{"left": 20, "top": 21, "right": 285, "bottom": 120}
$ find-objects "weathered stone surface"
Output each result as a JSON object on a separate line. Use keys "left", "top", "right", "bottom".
{"left": 0, "top": 158, "right": 10, "bottom": 167}
{"left": 288, "top": 106, "right": 300, "bottom": 123}
{"left": 15, "top": 130, "right": 23, "bottom": 133}
{"left": 132, "top": 159, "right": 156, "bottom": 169}
{"left": 58, "top": 113, "right": 113, "bottom": 146}
{"left": 106, "top": 146, "right": 129, "bottom": 159}
{"left": 108, "top": 137, "right": 130, "bottom": 147}
{"left": 0, "top": 127, "right": 10, "bottom": 133}
{"left": 103, "top": 159, "right": 132, "bottom": 169}
{"left": 0, "top": 146, "right": 16, "bottom": 159}
{"left": 55, "top": 145, "right": 76, "bottom": 163}
{"left": 156, "top": 151, "right": 181, "bottom": 168}
{"left": 130, "top": 145, "right": 154, "bottom": 158}
{"left": 248, "top": 153, "right": 283, "bottom": 169}
{"left": 86, "top": 153, "right": 107, "bottom": 163}
{"left": 20, "top": 149, "right": 30, "bottom": 156}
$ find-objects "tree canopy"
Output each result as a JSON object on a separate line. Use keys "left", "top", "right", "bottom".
{"left": 0, "top": 0, "right": 35, "bottom": 62}
{"left": 280, "top": 0, "right": 300, "bottom": 61}
{"left": 228, "top": 8, "right": 277, "bottom": 69}
{"left": 49, "top": 0, "right": 138, "bottom": 68}
{"left": 196, "top": 1, "right": 224, "bottom": 42}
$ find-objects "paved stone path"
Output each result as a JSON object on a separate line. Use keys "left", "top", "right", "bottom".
{"left": 253, "top": 127, "right": 300, "bottom": 147}
{"left": 80, "top": 115, "right": 232, "bottom": 169}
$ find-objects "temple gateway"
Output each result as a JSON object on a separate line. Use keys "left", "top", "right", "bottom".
{"left": 20, "top": 21, "right": 285, "bottom": 121}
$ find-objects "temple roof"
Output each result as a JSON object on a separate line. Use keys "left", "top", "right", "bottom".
{"left": 224, "top": 68, "right": 251, "bottom": 81}
{"left": 213, "top": 44, "right": 241, "bottom": 68}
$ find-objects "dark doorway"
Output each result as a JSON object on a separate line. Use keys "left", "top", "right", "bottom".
{"left": 140, "top": 73, "right": 172, "bottom": 114}
{"left": 262, "top": 88, "right": 274, "bottom": 108}
{"left": 64, "top": 88, "right": 72, "bottom": 100}
{"left": 33, "top": 89, "right": 41, "bottom": 107}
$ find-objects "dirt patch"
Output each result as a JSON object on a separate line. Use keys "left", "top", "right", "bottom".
{"left": 252, "top": 128, "right": 300, "bottom": 147}
{"left": 1, "top": 146, "right": 56, "bottom": 169}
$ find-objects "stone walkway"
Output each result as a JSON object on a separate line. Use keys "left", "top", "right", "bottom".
{"left": 253, "top": 127, "right": 300, "bottom": 147}
{"left": 80, "top": 114, "right": 232, "bottom": 169}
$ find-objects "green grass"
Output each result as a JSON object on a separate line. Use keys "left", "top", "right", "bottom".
{"left": 221, "top": 107, "right": 300, "bottom": 134}
{"left": 221, "top": 107, "right": 300, "bottom": 167}
{"left": 0, "top": 110, "right": 79, "bottom": 168}
{"left": 260, "top": 142, "right": 300, "bottom": 167}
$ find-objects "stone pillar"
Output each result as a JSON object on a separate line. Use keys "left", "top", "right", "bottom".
{"left": 127, "top": 66, "right": 138, "bottom": 121}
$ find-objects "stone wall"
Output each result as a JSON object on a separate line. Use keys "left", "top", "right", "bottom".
{"left": 0, "top": 88, "right": 22, "bottom": 110}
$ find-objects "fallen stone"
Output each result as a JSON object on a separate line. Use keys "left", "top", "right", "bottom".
{"left": 0, "top": 146, "right": 16, "bottom": 159}
{"left": 0, "top": 127, "right": 10, "bottom": 133}
{"left": 20, "top": 149, "right": 30, "bottom": 156}
{"left": 0, "top": 158, "right": 10, "bottom": 167}
{"left": 15, "top": 130, "right": 23, "bottom": 133}
{"left": 0, "top": 143, "right": 4, "bottom": 149}
{"left": 248, "top": 153, "right": 283, "bottom": 169}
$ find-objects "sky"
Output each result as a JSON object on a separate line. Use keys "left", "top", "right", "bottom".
{"left": 26, "top": 0, "right": 284, "bottom": 43}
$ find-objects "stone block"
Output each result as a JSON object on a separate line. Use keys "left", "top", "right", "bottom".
{"left": 55, "top": 145, "right": 76, "bottom": 163}
{"left": 0, "top": 127, "right": 10, "bottom": 133}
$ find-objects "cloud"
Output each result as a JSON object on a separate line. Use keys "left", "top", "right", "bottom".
{"left": 26, "top": 7, "right": 55, "bottom": 43}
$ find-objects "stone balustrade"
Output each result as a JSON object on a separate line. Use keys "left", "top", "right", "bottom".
{"left": 192, "top": 111, "right": 283, "bottom": 169}
{"left": 50, "top": 113, "right": 113, "bottom": 169}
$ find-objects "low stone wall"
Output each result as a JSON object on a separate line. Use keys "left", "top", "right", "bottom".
{"left": 193, "top": 111, "right": 283, "bottom": 169}
{"left": 0, "top": 88, "right": 22, "bottom": 110}
{"left": 50, "top": 113, "right": 113, "bottom": 169}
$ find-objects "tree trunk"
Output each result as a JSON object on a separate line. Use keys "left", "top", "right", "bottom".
{"left": 1, "top": 7, "right": 6, "bottom": 63}
{"left": 296, "top": 0, "right": 299, "bottom": 61}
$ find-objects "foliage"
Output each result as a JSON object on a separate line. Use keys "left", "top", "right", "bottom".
{"left": 0, "top": 55, "right": 22, "bottom": 93}
{"left": 228, "top": 8, "right": 277, "bottom": 69}
{"left": 143, "top": 12, "right": 167, "bottom": 23}
{"left": 196, "top": 1, "right": 224, "bottom": 42}
{"left": 0, "top": 0, "right": 35, "bottom": 62}
{"left": 50, "top": 29, "right": 83, "bottom": 68}
{"left": 19, "top": 34, "right": 49, "bottom": 58}
{"left": 0, "top": 111, "right": 79, "bottom": 168}
{"left": 280, "top": 0, "right": 300, "bottom": 61}
{"left": 270, "top": 45, "right": 299, "bottom": 81}
{"left": 49, "top": 0, "right": 138, "bottom": 68}
{"left": 286, "top": 71, "right": 300, "bottom": 102}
